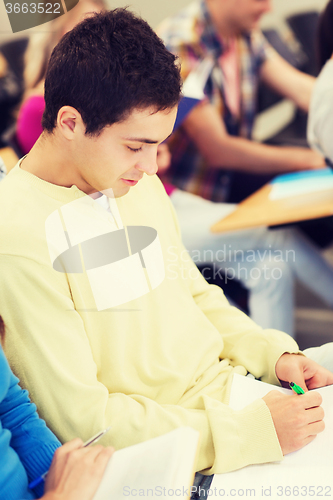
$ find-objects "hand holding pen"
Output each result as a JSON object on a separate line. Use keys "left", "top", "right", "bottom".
{"left": 30, "top": 427, "right": 113, "bottom": 500}
{"left": 263, "top": 388, "right": 324, "bottom": 456}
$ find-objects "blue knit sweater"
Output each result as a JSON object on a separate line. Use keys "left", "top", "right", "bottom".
{"left": 0, "top": 346, "right": 60, "bottom": 500}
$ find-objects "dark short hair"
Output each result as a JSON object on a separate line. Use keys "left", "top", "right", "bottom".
{"left": 42, "top": 8, "right": 182, "bottom": 135}
{"left": 316, "top": 0, "right": 333, "bottom": 70}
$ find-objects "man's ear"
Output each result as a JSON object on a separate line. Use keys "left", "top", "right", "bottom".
{"left": 57, "top": 106, "right": 85, "bottom": 140}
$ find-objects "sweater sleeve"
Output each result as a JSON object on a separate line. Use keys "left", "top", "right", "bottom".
{"left": 0, "top": 252, "right": 286, "bottom": 475}
{"left": 163, "top": 182, "right": 300, "bottom": 385}
{"left": 185, "top": 251, "right": 299, "bottom": 383}
{"left": 0, "top": 349, "right": 60, "bottom": 495}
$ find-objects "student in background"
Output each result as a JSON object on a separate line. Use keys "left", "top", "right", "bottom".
{"left": 0, "top": 316, "right": 113, "bottom": 500}
{"left": 16, "top": 0, "right": 106, "bottom": 155}
{"left": 308, "top": 0, "right": 333, "bottom": 161}
{"left": 156, "top": 0, "right": 325, "bottom": 204}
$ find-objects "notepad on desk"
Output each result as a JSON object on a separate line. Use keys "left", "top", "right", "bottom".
{"left": 269, "top": 167, "right": 333, "bottom": 200}
{"left": 212, "top": 374, "right": 333, "bottom": 499}
{"left": 93, "top": 427, "right": 200, "bottom": 500}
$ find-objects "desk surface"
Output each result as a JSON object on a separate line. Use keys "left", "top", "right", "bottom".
{"left": 211, "top": 183, "right": 333, "bottom": 233}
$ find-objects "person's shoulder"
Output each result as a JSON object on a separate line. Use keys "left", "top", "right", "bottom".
{"left": 248, "top": 29, "right": 268, "bottom": 50}
{"left": 316, "top": 59, "right": 333, "bottom": 87}
{"left": 18, "top": 93, "right": 45, "bottom": 122}
{"left": 311, "top": 59, "right": 333, "bottom": 109}
{"left": 0, "top": 165, "right": 61, "bottom": 260}
{"left": 0, "top": 164, "right": 24, "bottom": 206}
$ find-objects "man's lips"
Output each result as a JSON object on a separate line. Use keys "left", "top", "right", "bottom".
{"left": 121, "top": 178, "right": 142, "bottom": 186}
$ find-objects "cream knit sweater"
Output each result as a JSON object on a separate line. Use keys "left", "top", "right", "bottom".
{"left": 0, "top": 165, "right": 299, "bottom": 473}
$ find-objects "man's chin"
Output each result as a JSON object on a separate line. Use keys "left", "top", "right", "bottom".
{"left": 113, "top": 185, "right": 131, "bottom": 198}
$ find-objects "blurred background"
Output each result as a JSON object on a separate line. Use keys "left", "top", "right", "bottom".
{"left": 0, "top": 0, "right": 329, "bottom": 35}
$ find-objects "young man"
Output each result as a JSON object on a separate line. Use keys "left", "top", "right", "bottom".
{"left": 0, "top": 9, "right": 332, "bottom": 482}
{"left": 157, "top": 0, "right": 326, "bottom": 203}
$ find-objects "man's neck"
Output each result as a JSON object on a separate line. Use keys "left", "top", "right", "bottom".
{"left": 20, "top": 133, "right": 84, "bottom": 191}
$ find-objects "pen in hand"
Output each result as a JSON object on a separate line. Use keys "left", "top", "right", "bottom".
{"left": 28, "top": 426, "right": 112, "bottom": 490}
{"left": 289, "top": 381, "right": 305, "bottom": 395}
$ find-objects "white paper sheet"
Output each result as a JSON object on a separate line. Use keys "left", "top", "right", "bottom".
{"left": 212, "top": 374, "right": 333, "bottom": 499}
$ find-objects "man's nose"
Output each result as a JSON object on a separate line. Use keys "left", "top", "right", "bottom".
{"left": 136, "top": 150, "right": 159, "bottom": 176}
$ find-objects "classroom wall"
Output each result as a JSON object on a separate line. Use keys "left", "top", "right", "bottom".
{"left": 0, "top": 0, "right": 329, "bottom": 41}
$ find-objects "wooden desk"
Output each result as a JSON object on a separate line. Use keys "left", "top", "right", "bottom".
{"left": 211, "top": 183, "right": 333, "bottom": 233}
{"left": 0, "top": 147, "right": 19, "bottom": 173}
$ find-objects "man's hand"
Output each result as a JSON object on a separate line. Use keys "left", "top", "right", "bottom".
{"left": 43, "top": 438, "right": 114, "bottom": 500}
{"left": 288, "top": 148, "right": 326, "bottom": 172}
{"left": 275, "top": 353, "right": 333, "bottom": 392}
{"left": 263, "top": 390, "right": 324, "bottom": 455}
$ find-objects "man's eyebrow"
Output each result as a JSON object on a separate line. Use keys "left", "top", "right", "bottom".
{"left": 124, "top": 137, "right": 159, "bottom": 144}
{"left": 123, "top": 133, "right": 173, "bottom": 144}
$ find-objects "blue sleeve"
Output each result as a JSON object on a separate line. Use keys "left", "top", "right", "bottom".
{"left": 0, "top": 352, "right": 61, "bottom": 495}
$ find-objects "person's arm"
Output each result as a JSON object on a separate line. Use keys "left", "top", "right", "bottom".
{"left": 182, "top": 100, "right": 325, "bottom": 173}
{"left": 1, "top": 350, "right": 113, "bottom": 500}
{"left": 260, "top": 51, "right": 315, "bottom": 112}
{"left": 0, "top": 350, "right": 60, "bottom": 494}
{"left": 307, "top": 58, "right": 333, "bottom": 160}
{"left": 0, "top": 53, "right": 7, "bottom": 78}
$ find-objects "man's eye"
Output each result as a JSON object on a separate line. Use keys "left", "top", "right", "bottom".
{"left": 127, "top": 146, "right": 142, "bottom": 153}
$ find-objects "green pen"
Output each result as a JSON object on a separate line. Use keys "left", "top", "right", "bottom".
{"left": 289, "top": 382, "right": 305, "bottom": 395}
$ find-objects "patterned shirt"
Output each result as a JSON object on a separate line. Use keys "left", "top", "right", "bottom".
{"left": 157, "top": 0, "right": 274, "bottom": 202}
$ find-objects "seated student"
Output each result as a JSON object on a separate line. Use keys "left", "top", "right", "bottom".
{"left": 308, "top": 0, "right": 333, "bottom": 161}
{"left": 1, "top": 10, "right": 333, "bottom": 486}
{"left": 0, "top": 316, "right": 113, "bottom": 500}
{"left": 156, "top": 0, "right": 325, "bottom": 206}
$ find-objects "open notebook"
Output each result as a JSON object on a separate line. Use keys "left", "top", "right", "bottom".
{"left": 269, "top": 167, "right": 333, "bottom": 200}
{"left": 93, "top": 426, "right": 200, "bottom": 500}
{"left": 212, "top": 374, "right": 333, "bottom": 499}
